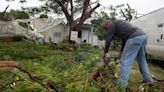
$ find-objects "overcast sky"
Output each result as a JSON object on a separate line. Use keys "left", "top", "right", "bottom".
{"left": 0, "top": 0, "right": 164, "bottom": 14}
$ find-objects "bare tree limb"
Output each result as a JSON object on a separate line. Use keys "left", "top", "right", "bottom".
{"left": 78, "top": 0, "right": 90, "bottom": 24}
{"left": 70, "top": 0, "right": 74, "bottom": 20}
{"left": 87, "top": 3, "right": 100, "bottom": 18}
{"left": 0, "top": 62, "right": 59, "bottom": 92}
{"left": 57, "top": 1, "right": 73, "bottom": 24}
{"left": 15, "top": 66, "right": 52, "bottom": 92}
{"left": 74, "top": 3, "right": 100, "bottom": 31}
{"left": 2, "top": 5, "right": 9, "bottom": 14}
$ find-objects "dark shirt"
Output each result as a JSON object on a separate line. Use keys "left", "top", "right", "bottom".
{"left": 104, "top": 19, "right": 145, "bottom": 53}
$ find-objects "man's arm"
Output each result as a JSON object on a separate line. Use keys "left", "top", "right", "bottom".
{"left": 104, "top": 22, "right": 116, "bottom": 60}
{"left": 104, "top": 22, "right": 116, "bottom": 53}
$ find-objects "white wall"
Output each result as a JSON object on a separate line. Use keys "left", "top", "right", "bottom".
{"left": 131, "top": 8, "right": 164, "bottom": 59}
{"left": 82, "top": 30, "right": 90, "bottom": 43}
{"left": 131, "top": 8, "right": 164, "bottom": 45}
{"left": 44, "top": 24, "right": 68, "bottom": 43}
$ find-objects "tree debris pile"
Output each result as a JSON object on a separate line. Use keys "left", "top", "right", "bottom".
{"left": 0, "top": 42, "right": 163, "bottom": 92}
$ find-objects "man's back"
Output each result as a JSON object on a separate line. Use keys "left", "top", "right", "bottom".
{"left": 112, "top": 19, "right": 145, "bottom": 41}
{"left": 104, "top": 19, "right": 146, "bottom": 52}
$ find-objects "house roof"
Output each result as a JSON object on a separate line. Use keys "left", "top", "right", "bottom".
{"left": 81, "top": 24, "right": 91, "bottom": 30}
{"left": 132, "top": 7, "right": 164, "bottom": 21}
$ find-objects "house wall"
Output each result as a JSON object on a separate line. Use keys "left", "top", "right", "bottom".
{"left": 82, "top": 30, "right": 90, "bottom": 43}
{"left": 89, "top": 32, "right": 98, "bottom": 46}
{"left": 44, "top": 24, "right": 68, "bottom": 43}
{"left": 131, "top": 8, "right": 164, "bottom": 45}
{"left": 131, "top": 8, "right": 164, "bottom": 60}
{"left": 0, "top": 21, "right": 16, "bottom": 35}
{"left": 13, "top": 18, "right": 68, "bottom": 43}
{"left": 71, "top": 26, "right": 99, "bottom": 46}
{"left": 13, "top": 20, "right": 28, "bottom": 36}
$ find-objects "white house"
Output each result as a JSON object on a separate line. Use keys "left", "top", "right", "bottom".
{"left": 131, "top": 7, "right": 164, "bottom": 60}
{"left": 0, "top": 21, "right": 16, "bottom": 36}
{"left": 13, "top": 18, "right": 68, "bottom": 43}
{"left": 0, "top": 18, "right": 99, "bottom": 46}
{"left": 71, "top": 24, "right": 98, "bottom": 46}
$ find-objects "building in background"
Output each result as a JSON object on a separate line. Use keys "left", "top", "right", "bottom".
{"left": 131, "top": 7, "right": 164, "bottom": 60}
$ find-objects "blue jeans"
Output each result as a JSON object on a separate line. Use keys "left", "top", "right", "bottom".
{"left": 117, "top": 34, "right": 153, "bottom": 87}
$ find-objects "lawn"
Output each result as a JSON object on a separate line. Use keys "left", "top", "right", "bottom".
{"left": 0, "top": 41, "right": 163, "bottom": 92}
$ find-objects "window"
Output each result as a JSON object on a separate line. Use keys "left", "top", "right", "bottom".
{"left": 161, "top": 34, "right": 163, "bottom": 39}
{"left": 158, "top": 23, "right": 163, "bottom": 28}
{"left": 54, "top": 32, "right": 61, "bottom": 37}
{"left": 78, "top": 31, "right": 82, "bottom": 38}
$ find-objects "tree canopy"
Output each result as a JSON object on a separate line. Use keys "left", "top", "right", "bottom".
{"left": 18, "top": 0, "right": 100, "bottom": 31}
{"left": 0, "top": 9, "right": 29, "bottom": 21}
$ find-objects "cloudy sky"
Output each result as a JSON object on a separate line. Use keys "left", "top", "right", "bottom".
{"left": 99, "top": 0, "right": 164, "bottom": 14}
{"left": 0, "top": 0, "right": 164, "bottom": 14}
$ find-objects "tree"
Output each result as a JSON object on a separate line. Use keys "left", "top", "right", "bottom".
{"left": 120, "top": 3, "right": 138, "bottom": 21}
{"left": 39, "top": 14, "right": 48, "bottom": 18}
{"left": 0, "top": 4, "right": 29, "bottom": 21}
{"left": 6, "top": 0, "right": 100, "bottom": 41}
{"left": 0, "top": 5, "right": 10, "bottom": 21}
{"left": 18, "top": 0, "right": 100, "bottom": 31}
{"left": 0, "top": 10, "right": 29, "bottom": 21}
{"left": 10, "top": 10, "right": 29, "bottom": 19}
{"left": 54, "top": 0, "right": 100, "bottom": 31}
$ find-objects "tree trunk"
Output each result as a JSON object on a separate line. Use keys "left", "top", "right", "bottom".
{"left": 73, "top": 3, "right": 100, "bottom": 31}
{"left": 57, "top": 0, "right": 100, "bottom": 40}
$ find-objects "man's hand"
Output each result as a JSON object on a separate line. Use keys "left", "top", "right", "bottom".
{"left": 103, "top": 53, "right": 109, "bottom": 60}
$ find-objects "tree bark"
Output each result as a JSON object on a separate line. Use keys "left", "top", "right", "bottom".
{"left": 57, "top": 0, "right": 73, "bottom": 26}
{"left": 73, "top": 3, "right": 100, "bottom": 31}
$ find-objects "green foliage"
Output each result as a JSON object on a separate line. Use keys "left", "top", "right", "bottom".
{"left": 0, "top": 42, "right": 48, "bottom": 61}
{"left": 119, "top": 3, "right": 138, "bottom": 21}
{"left": 12, "top": 35, "right": 25, "bottom": 41}
{"left": 40, "top": 14, "right": 48, "bottom": 18}
{"left": 0, "top": 41, "right": 105, "bottom": 91}
{"left": 0, "top": 10, "right": 29, "bottom": 21}
{"left": 0, "top": 12, "right": 12, "bottom": 21}
{"left": 0, "top": 41, "right": 163, "bottom": 92}
{"left": 91, "top": 18, "right": 106, "bottom": 40}
{"left": 48, "top": 39, "right": 78, "bottom": 51}
{"left": 18, "top": 21, "right": 28, "bottom": 28}
{"left": 38, "top": 0, "right": 84, "bottom": 16}
{"left": 91, "top": 3, "right": 138, "bottom": 40}
{"left": 9, "top": 9, "right": 29, "bottom": 19}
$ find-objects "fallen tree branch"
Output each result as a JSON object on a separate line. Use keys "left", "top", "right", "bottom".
{"left": 0, "top": 61, "right": 59, "bottom": 92}
{"left": 16, "top": 66, "right": 50, "bottom": 90}
{"left": 14, "top": 66, "right": 59, "bottom": 92}
{"left": 152, "top": 76, "right": 164, "bottom": 83}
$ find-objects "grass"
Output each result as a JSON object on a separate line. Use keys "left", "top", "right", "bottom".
{"left": 0, "top": 41, "right": 163, "bottom": 92}
{"left": 129, "top": 62, "right": 164, "bottom": 91}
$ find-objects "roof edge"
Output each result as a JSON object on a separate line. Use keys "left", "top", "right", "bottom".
{"left": 132, "top": 7, "right": 164, "bottom": 21}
